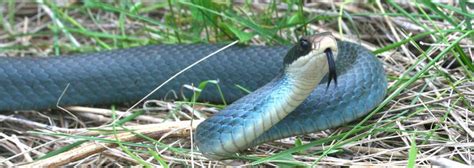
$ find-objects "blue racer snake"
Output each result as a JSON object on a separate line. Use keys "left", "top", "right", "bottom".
{"left": 0, "top": 33, "right": 387, "bottom": 159}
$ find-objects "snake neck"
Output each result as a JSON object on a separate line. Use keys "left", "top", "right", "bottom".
{"left": 262, "top": 74, "right": 323, "bottom": 129}
{"left": 195, "top": 71, "right": 326, "bottom": 158}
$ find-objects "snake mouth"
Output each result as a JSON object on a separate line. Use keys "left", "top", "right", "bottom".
{"left": 325, "top": 48, "right": 337, "bottom": 88}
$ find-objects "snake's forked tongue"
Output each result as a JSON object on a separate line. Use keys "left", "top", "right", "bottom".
{"left": 325, "top": 48, "right": 337, "bottom": 89}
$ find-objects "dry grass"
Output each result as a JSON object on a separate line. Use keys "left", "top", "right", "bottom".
{"left": 0, "top": 1, "right": 473, "bottom": 167}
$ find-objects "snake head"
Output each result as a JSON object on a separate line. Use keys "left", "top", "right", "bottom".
{"left": 283, "top": 32, "right": 338, "bottom": 85}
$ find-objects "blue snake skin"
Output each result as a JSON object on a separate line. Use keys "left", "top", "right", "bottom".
{"left": 194, "top": 42, "right": 387, "bottom": 157}
{"left": 0, "top": 41, "right": 386, "bottom": 158}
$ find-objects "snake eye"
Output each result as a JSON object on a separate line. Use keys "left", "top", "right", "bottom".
{"left": 299, "top": 38, "right": 311, "bottom": 51}
{"left": 283, "top": 37, "right": 313, "bottom": 65}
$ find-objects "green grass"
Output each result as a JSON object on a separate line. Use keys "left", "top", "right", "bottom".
{"left": 0, "top": 0, "right": 473, "bottom": 167}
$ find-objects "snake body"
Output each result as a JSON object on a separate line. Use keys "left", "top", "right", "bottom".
{"left": 0, "top": 39, "right": 386, "bottom": 158}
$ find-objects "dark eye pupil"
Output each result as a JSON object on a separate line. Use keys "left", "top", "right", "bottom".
{"left": 299, "top": 38, "right": 310, "bottom": 50}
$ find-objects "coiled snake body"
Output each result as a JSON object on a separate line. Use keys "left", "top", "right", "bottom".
{"left": 0, "top": 34, "right": 387, "bottom": 158}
